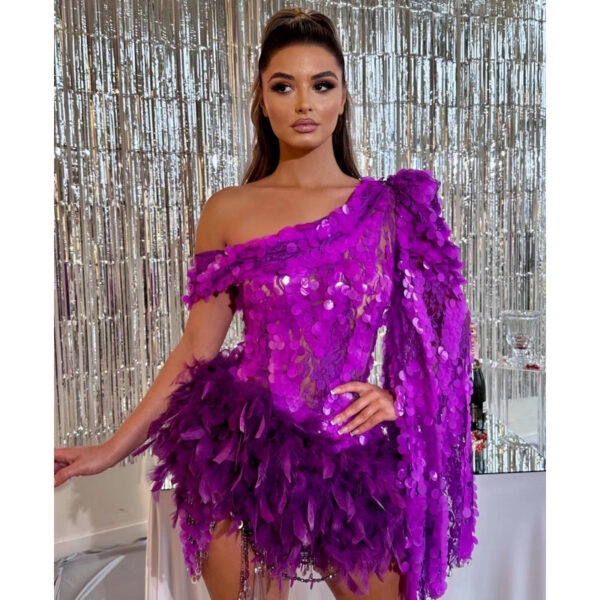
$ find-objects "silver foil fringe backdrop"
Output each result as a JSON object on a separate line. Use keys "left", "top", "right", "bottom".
{"left": 54, "top": 0, "right": 545, "bottom": 449}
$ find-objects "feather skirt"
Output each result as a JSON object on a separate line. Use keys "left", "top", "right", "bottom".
{"left": 135, "top": 345, "right": 408, "bottom": 595}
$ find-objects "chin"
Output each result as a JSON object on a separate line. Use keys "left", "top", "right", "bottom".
{"left": 284, "top": 141, "right": 327, "bottom": 154}
{"left": 278, "top": 131, "right": 335, "bottom": 152}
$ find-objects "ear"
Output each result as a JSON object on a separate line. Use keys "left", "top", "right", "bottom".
{"left": 339, "top": 86, "right": 347, "bottom": 116}
{"left": 258, "top": 88, "right": 268, "bottom": 118}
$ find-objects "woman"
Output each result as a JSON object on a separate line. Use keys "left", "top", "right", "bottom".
{"left": 54, "top": 8, "right": 477, "bottom": 600}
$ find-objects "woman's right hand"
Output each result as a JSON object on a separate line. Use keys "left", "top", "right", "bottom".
{"left": 54, "top": 443, "right": 119, "bottom": 488}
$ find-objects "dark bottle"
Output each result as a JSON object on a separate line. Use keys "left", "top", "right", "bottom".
{"left": 470, "top": 359, "right": 486, "bottom": 432}
{"left": 469, "top": 318, "right": 487, "bottom": 473}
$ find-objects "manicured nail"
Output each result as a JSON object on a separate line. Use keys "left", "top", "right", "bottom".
{"left": 331, "top": 388, "right": 339, "bottom": 394}
{"left": 330, "top": 418, "right": 338, "bottom": 425}
{"left": 339, "top": 427, "right": 347, "bottom": 434}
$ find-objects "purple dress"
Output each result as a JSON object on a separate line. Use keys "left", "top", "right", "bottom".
{"left": 136, "top": 169, "right": 478, "bottom": 599}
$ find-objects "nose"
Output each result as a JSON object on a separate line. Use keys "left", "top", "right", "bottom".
{"left": 295, "top": 89, "right": 312, "bottom": 113}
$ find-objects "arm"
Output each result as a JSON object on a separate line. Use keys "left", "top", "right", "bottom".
{"left": 54, "top": 190, "right": 236, "bottom": 486}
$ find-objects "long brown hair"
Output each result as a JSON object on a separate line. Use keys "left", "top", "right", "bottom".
{"left": 242, "top": 8, "right": 361, "bottom": 184}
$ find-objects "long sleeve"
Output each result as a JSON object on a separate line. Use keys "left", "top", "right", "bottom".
{"left": 382, "top": 169, "right": 478, "bottom": 599}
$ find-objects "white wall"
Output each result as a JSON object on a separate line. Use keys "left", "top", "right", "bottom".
{"left": 54, "top": 454, "right": 152, "bottom": 560}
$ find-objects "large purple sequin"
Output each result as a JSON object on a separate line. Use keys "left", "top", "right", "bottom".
{"left": 138, "top": 169, "right": 478, "bottom": 600}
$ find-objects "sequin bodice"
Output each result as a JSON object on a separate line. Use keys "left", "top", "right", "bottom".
{"left": 184, "top": 177, "right": 395, "bottom": 447}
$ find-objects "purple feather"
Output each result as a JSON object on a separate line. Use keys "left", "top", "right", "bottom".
{"left": 212, "top": 438, "right": 234, "bottom": 463}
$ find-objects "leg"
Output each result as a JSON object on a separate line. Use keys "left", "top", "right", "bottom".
{"left": 202, "top": 518, "right": 290, "bottom": 600}
{"left": 321, "top": 563, "right": 405, "bottom": 600}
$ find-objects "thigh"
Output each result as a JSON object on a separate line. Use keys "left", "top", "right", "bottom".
{"left": 202, "top": 518, "right": 290, "bottom": 600}
{"left": 321, "top": 563, "right": 404, "bottom": 600}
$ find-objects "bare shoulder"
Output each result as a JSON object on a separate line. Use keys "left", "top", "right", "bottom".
{"left": 195, "top": 176, "right": 362, "bottom": 252}
{"left": 194, "top": 186, "right": 246, "bottom": 253}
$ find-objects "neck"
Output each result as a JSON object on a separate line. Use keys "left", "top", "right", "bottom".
{"left": 270, "top": 138, "right": 344, "bottom": 187}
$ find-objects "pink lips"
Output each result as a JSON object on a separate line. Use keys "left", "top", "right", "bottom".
{"left": 292, "top": 119, "right": 318, "bottom": 133}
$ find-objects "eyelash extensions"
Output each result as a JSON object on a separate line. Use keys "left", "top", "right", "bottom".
{"left": 270, "top": 80, "right": 336, "bottom": 93}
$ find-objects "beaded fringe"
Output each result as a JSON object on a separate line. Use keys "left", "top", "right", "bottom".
{"left": 187, "top": 519, "right": 338, "bottom": 599}
{"left": 239, "top": 521, "right": 338, "bottom": 599}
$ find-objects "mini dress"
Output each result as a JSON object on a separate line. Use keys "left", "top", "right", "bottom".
{"left": 135, "top": 169, "right": 478, "bottom": 600}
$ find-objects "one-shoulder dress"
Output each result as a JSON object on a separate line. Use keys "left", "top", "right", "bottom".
{"left": 135, "top": 169, "right": 478, "bottom": 600}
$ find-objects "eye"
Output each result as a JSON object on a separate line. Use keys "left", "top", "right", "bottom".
{"left": 315, "top": 80, "right": 336, "bottom": 92}
{"left": 271, "top": 82, "right": 291, "bottom": 93}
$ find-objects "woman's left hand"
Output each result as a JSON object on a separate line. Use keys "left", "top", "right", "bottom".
{"left": 329, "top": 382, "right": 398, "bottom": 436}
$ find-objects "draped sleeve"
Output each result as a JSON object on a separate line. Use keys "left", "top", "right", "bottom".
{"left": 182, "top": 248, "right": 242, "bottom": 309}
{"left": 382, "top": 169, "right": 478, "bottom": 599}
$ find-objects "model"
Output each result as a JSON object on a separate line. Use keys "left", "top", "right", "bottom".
{"left": 55, "top": 8, "right": 478, "bottom": 600}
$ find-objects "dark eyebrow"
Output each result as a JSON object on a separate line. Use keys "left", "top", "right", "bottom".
{"left": 267, "top": 70, "right": 339, "bottom": 82}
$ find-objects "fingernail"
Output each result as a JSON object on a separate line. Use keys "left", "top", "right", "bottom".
{"left": 338, "top": 427, "right": 347, "bottom": 434}
{"left": 330, "top": 418, "right": 338, "bottom": 425}
{"left": 331, "top": 388, "right": 339, "bottom": 394}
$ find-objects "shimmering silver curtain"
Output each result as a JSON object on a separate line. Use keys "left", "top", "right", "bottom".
{"left": 54, "top": 0, "right": 545, "bottom": 448}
